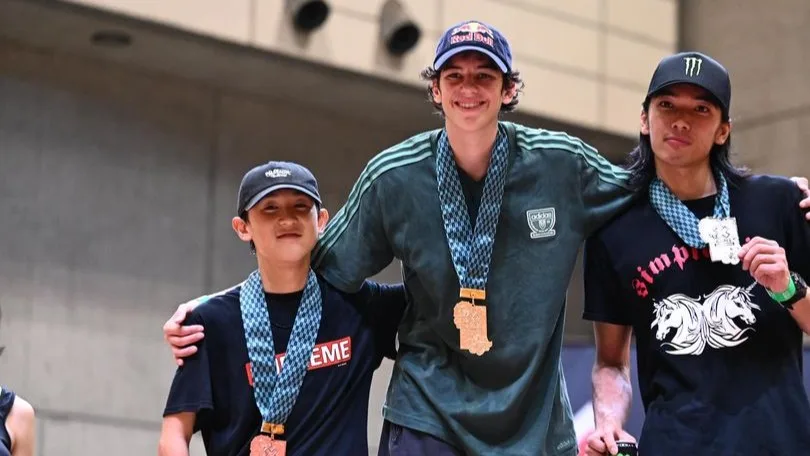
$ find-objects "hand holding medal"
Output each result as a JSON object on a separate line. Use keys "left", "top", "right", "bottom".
{"left": 650, "top": 170, "right": 741, "bottom": 266}
{"left": 737, "top": 236, "right": 790, "bottom": 293}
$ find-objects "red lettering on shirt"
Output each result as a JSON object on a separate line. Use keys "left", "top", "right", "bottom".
{"left": 631, "top": 244, "right": 711, "bottom": 297}
{"left": 245, "top": 337, "right": 352, "bottom": 386}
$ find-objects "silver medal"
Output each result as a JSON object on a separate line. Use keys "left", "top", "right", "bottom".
{"left": 698, "top": 217, "right": 742, "bottom": 265}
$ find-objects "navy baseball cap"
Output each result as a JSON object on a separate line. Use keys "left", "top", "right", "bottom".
{"left": 237, "top": 161, "right": 321, "bottom": 215}
{"left": 433, "top": 20, "right": 512, "bottom": 73}
{"left": 646, "top": 51, "right": 731, "bottom": 115}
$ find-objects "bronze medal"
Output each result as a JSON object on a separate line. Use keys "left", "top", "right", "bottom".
{"left": 250, "top": 434, "right": 287, "bottom": 456}
{"left": 453, "top": 288, "right": 492, "bottom": 356}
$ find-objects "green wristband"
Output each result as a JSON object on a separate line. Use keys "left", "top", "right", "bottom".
{"left": 767, "top": 276, "right": 796, "bottom": 303}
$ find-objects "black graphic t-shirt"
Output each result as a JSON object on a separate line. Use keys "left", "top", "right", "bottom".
{"left": 163, "top": 276, "right": 405, "bottom": 456}
{"left": 584, "top": 175, "right": 810, "bottom": 455}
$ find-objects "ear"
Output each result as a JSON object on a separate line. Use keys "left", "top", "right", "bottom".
{"left": 232, "top": 216, "right": 252, "bottom": 243}
{"left": 715, "top": 120, "right": 731, "bottom": 145}
{"left": 640, "top": 108, "right": 650, "bottom": 135}
{"left": 317, "top": 208, "right": 330, "bottom": 235}
{"left": 431, "top": 80, "right": 442, "bottom": 105}
{"left": 502, "top": 80, "right": 516, "bottom": 105}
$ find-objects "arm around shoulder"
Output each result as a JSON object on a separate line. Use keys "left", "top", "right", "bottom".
{"left": 158, "top": 412, "right": 196, "bottom": 456}
{"left": 312, "top": 165, "right": 396, "bottom": 292}
{"left": 8, "top": 395, "right": 35, "bottom": 456}
{"left": 578, "top": 143, "right": 637, "bottom": 236}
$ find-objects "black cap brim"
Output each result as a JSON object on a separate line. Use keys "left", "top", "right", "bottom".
{"left": 243, "top": 184, "right": 322, "bottom": 213}
{"left": 646, "top": 80, "right": 729, "bottom": 113}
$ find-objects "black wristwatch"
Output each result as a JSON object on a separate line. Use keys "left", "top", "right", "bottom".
{"left": 767, "top": 272, "right": 808, "bottom": 310}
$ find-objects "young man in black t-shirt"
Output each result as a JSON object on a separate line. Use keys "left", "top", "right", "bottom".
{"left": 583, "top": 52, "right": 810, "bottom": 456}
{"left": 158, "top": 161, "right": 405, "bottom": 456}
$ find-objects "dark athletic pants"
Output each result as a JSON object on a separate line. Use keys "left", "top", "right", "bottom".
{"left": 377, "top": 420, "right": 465, "bottom": 456}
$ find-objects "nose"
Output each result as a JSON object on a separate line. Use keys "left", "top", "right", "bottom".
{"left": 671, "top": 116, "right": 690, "bottom": 132}
{"left": 278, "top": 208, "right": 298, "bottom": 225}
{"left": 460, "top": 76, "right": 478, "bottom": 92}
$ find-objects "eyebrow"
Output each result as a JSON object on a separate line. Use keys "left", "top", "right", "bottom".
{"left": 657, "top": 89, "right": 716, "bottom": 102}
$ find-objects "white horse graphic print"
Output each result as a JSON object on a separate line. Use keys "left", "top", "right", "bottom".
{"left": 651, "top": 284, "right": 761, "bottom": 355}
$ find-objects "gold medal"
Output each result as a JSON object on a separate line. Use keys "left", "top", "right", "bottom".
{"left": 453, "top": 288, "right": 492, "bottom": 356}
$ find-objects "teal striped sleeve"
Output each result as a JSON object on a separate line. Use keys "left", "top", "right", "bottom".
{"left": 577, "top": 139, "right": 636, "bottom": 236}
{"left": 312, "top": 133, "right": 434, "bottom": 292}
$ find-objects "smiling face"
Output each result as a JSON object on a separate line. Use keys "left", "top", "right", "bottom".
{"left": 642, "top": 83, "right": 731, "bottom": 172}
{"left": 431, "top": 51, "right": 515, "bottom": 133}
{"left": 232, "top": 189, "right": 328, "bottom": 264}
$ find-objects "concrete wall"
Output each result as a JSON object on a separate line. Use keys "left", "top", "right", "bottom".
{"left": 680, "top": 0, "right": 810, "bottom": 179}
{"left": 60, "top": 0, "right": 678, "bottom": 137}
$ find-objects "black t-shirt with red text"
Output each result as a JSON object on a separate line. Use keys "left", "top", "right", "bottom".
{"left": 163, "top": 276, "right": 404, "bottom": 456}
{"left": 584, "top": 175, "right": 810, "bottom": 455}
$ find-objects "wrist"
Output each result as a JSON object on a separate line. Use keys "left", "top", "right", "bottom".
{"left": 594, "top": 414, "right": 623, "bottom": 430}
{"left": 768, "top": 272, "right": 808, "bottom": 310}
{"left": 767, "top": 274, "right": 795, "bottom": 300}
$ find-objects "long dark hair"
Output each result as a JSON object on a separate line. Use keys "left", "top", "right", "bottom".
{"left": 624, "top": 98, "right": 748, "bottom": 190}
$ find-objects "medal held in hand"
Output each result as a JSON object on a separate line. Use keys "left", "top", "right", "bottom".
{"left": 698, "top": 217, "right": 742, "bottom": 264}
{"left": 240, "top": 270, "right": 323, "bottom": 456}
{"left": 650, "top": 170, "right": 739, "bottom": 264}
{"left": 436, "top": 129, "right": 509, "bottom": 356}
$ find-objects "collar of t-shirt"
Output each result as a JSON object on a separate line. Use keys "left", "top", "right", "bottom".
{"left": 264, "top": 290, "right": 304, "bottom": 329}
{"left": 682, "top": 193, "right": 715, "bottom": 220}
{"left": 456, "top": 166, "right": 485, "bottom": 230}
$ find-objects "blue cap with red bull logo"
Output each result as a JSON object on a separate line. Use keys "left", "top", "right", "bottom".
{"left": 433, "top": 20, "right": 512, "bottom": 73}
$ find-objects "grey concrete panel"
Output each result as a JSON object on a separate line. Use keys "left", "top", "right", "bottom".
{"left": 0, "top": 40, "right": 215, "bottom": 423}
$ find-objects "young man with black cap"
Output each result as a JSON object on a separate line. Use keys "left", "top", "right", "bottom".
{"left": 583, "top": 52, "right": 810, "bottom": 456}
{"left": 157, "top": 161, "right": 406, "bottom": 456}
{"left": 163, "top": 25, "right": 810, "bottom": 456}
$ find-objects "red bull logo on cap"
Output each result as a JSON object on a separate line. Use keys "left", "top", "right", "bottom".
{"left": 450, "top": 21, "right": 494, "bottom": 47}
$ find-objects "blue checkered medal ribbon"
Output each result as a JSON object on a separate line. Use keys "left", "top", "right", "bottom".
{"left": 240, "top": 269, "right": 322, "bottom": 431}
{"left": 435, "top": 127, "right": 509, "bottom": 293}
{"left": 649, "top": 171, "right": 730, "bottom": 248}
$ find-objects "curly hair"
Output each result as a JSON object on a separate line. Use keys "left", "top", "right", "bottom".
{"left": 419, "top": 57, "right": 525, "bottom": 115}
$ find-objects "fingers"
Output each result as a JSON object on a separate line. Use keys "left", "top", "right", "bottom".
{"left": 791, "top": 177, "right": 810, "bottom": 214}
{"left": 163, "top": 308, "right": 188, "bottom": 339}
{"left": 601, "top": 430, "right": 618, "bottom": 455}
{"left": 740, "top": 238, "right": 781, "bottom": 271}
{"left": 584, "top": 448, "right": 605, "bottom": 456}
{"left": 616, "top": 429, "right": 637, "bottom": 444}
{"left": 172, "top": 345, "right": 199, "bottom": 363}
{"left": 586, "top": 428, "right": 637, "bottom": 456}
{"left": 167, "top": 331, "right": 205, "bottom": 349}
{"left": 173, "top": 303, "right": 198, "bottom": 324}
{"left": 586, "top": 435, "right": 608, "bottom": 455}
{"left": 748, "top": 252, "right": 786, "bottom": 276}
{"left": 790, "top": 176, "right": 809, "bottom": 189}
{"left": 164, "top": 303, "right": 203, "bottom": 340}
